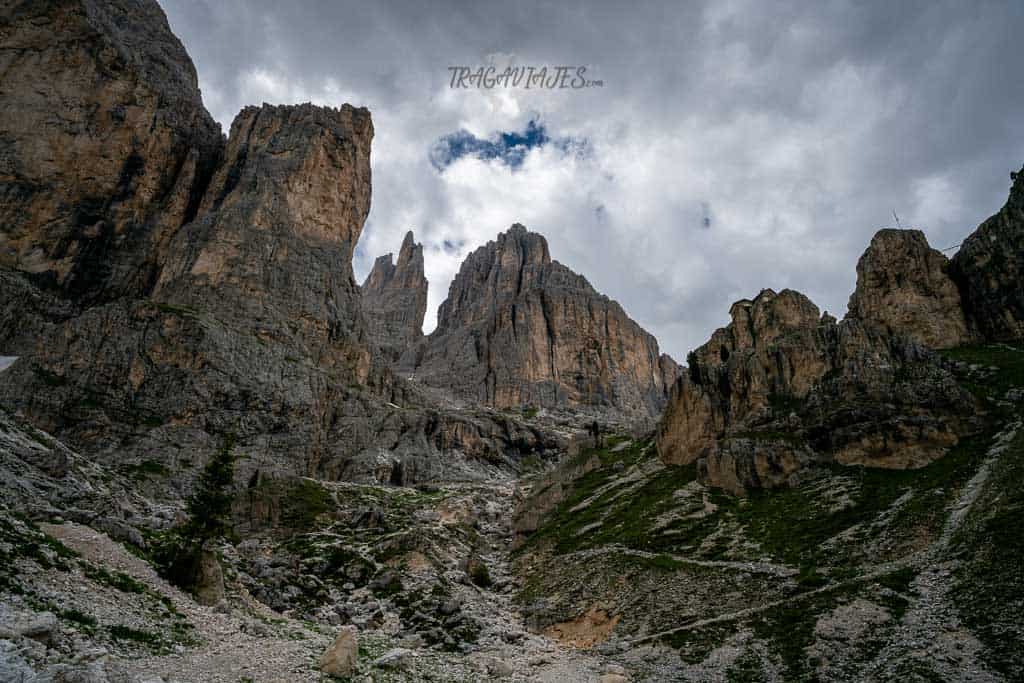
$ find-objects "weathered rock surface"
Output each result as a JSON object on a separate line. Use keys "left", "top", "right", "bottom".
{"left": 404, "top": 224, "right": 680, "bottom": 419}
{"left": 847, "top": 229, "right": 970, "bottom": 349}
{"left": 656, "top": 288, "right": 973, "bottom": 491}
{"left": 319, "top": 625, "right": 359, "bottom": 676}
{"left": 950, "top": 166, "right": 1024, "bottom": 341}
{"left": 361, "top": 231, "right": 428, "bottom": 361}
{"left": 0, "top": 0, "right": 223, "bottom": 303}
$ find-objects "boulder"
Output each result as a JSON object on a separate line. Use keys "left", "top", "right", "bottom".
{"left": 373, "top": 647, "right": 412, "bottom": 669}
{"left": 319, "top": 625, "right": 358, "bottom": 677}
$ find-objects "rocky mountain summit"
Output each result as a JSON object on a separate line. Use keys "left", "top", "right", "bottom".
{"left": 847, "top": 229, "right": 971, "bottom": 349}
{"left": 401, "top": 224, "right": 680, "bottom": 419}
{"left": 361, "top": 231, "right": 428, "bottom": 362}
{"left": 0, "top": 0, "right": 579, "bottom": 498}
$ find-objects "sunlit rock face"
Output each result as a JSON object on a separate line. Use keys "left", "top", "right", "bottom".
{"left": 656, "top": 288, "right": 974, "bottom": 492}
{"left": 847, "top": 229, "right": 970, "bottom": 349}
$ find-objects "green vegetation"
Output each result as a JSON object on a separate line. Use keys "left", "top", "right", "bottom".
{"left": 81, "top": 562, "right": 147, "bottom": 594}
{"left": 59, "top": 608, "right": 97, "bottom": 629}
{"left": 951, "top": 426, "right": 1024, "bottom": 677}
{"left": 0, "top": 514, "right": 79, "bottom": 590}
{"left": 31, "top": 364, "right": 67, "bottom": 387}
{"left": 280, "top": 478, "right": 332, "bottom": 531}
{"left": 152, "top": 301, "right": 202, "bottom": 320}
{"left": 108, "top": 623, "right": 162, "bottom": 647}
{"left": 941, "top": 341, "right": 1024, "bottom": 404}
{"left": 152, "top": 435, "right": 237, "bottom": 593}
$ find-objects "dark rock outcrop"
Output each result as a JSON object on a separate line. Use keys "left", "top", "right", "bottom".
{"left": 361, "top": 231, "right": 428, "bottom": 362}
{"left": 404, "top": 224, "right": 680, "bottom": 419}
{"left": 950, "top": 166, "right": 1024, "bottom": 341}
{"left": 0, "top": 0, "right": 224, "bottom": 303}
{"left": 847, "top": 229, "right": 970, "bottom": 349}
{"left": 656, "top": 288, "right": 974, "bottom": 493}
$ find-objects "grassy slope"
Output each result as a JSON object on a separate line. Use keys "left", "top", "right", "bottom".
{"left": 516, "top": 342, "right": 1024, "bottom": 681}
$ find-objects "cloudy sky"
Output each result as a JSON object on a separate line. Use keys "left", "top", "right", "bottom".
{"left": 161, "top": 0, "right": 1024, "bottom": 360}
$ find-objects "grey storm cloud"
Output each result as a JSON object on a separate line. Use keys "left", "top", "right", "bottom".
{"left": 160, "top": 0, "right": 1024, "bottom": 361}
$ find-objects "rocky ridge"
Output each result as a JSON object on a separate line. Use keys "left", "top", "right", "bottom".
{"left": 655, "top": 177, "right": 1024, "bottom": 494}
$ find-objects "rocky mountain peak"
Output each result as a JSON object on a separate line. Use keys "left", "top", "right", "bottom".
{"left": 361, "top": 231, "right": 428, "bottom": 361}
{"left": 406, "top": 223, "right": 680, "bottom": 418}
{"left": 194, "top": 102, "right": 373, "bottom": 260}
{"left": 847, "top": 228, "right": 970, "bottom": 348}
{"left": 435, "top": 224, "right": 552, "bottom": 333}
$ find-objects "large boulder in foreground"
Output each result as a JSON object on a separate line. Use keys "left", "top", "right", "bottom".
{"left": 319, "top": 626, "right": 358, "bottom": 677}
{"left": 950, "top": 167, "right": 1024, "bottom": 342}
{"left": 847, "top": 229, "right": 970, "bottom": 349}
{"left": 656, "top": 288, "right": 973, "bottom": 493}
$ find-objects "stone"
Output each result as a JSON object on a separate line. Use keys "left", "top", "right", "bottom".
{"left": 373, "top": 648, "right": 412, "bottom": 669}
{"left": 361, "top": 231, "right": 428, "bottom": 362}
{"left": 950, "top": 166, "right": 1024, "bottom": 341}
{"left": 847, "top": 229, "right": 970, "bottom": 349}
{"left": 402, "top": 224, "right": 680, "bottom": 419}
{"left": 319, "top": 625, "right": 358, "bottom": 677}
{"left": 193, "top": 548, "right": 225, "bottom": 606}
{"left": 484, "top": 657, "right": 514, "bottom": 677}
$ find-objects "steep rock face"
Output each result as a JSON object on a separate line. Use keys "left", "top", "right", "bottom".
{"left": 361, "top": 231, "right": 428, "bottom": 361}
{"left": 0, "top": 100, "right": 379, "bottom": 482}
{"left": 656, "top": 288, "right": 973, "bottom": 492}
{"left": 405, "top": 224, "right": 680, "bottom": 418}
{"left": 0, "top": 0, "right": 560, "bottom": 490}
{"left": 847, "top": 229, "right": 970, "bottom": 349}
{"left": 154, "top": 102, "right": 375, "bottom": 381}
{"left": 0, "top": 0, "right": 223, "bottom": 303}
{"left": 950, "top": 167, "right": 1024, "bottom": 341}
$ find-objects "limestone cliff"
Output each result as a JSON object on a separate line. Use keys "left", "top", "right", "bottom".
{"left": 950, "top": 166, "right": 1024, "bottom": 341}
{"left": 847, "top": 229, "right": 970, "bottom": 349}
{"left": 404, "top": 224, "right": 681, "bottom": 418}
{"left": 656, "top": 288, "right": 973, "bottom": 493}
{"left": 361, "top": 231, "right": 428, "bottom": 362}
{"left": 0, "top": 0, "right": 558, "bottom": 490}
{"left": 0, "top": 0, "right": 224, "bottom": 303}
